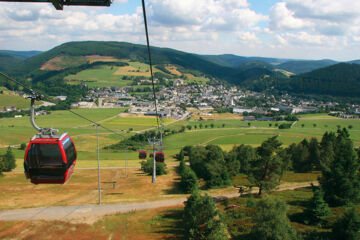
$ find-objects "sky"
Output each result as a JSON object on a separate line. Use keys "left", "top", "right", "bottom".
{"left": 0, "top": 0, "right": 359, "bottom": 61}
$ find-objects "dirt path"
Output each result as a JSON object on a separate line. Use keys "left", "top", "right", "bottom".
{"left": 0, "top": 183, "right": 314, "bottom": 221}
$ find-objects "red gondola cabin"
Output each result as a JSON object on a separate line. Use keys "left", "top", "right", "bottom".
{"left": 24, "top": 133, "right": 77, "bottom": 184}
{"left": 139, "top": 150, "right": 147, "bottom": 159}
{"left": 155, "top": 152, "right": 165, "bottom": 162}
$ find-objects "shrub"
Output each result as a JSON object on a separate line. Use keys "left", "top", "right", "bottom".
{"left": 140, "top": 159, "right": 167, "bottom": 175}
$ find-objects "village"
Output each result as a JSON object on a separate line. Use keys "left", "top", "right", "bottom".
{"left": 2, "top": 78, "right": 360, "bottom": 120}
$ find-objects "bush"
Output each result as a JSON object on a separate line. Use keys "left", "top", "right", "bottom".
{"left": 278, "top": 123, "right": 292, "bottom": 129}
{"left": 180, "top": 163, "right": 199, "bottom": 193}
{"left": 19, "top": 143, "right": 27, "bottom": 150}
{"left": 2, "top": 147, "right": 16, "bottom": 172}
{"left": 140, "top": 159, "right": 167, "bottom": 175}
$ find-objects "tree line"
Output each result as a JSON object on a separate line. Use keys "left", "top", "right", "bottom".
{"left": 179, "top": 128, "right": 360, "bottom": 239}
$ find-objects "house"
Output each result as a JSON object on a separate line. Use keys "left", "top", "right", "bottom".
{"left": 35, "top": 110, "right": 48, "bottom": 116}
{"left": 243, "top": 116, "right": 256, "bottom": 121}
{"left": 233, "top": 108, "right": 253, "bottom": 114}
{"left": 4, "top": 106, "right": 16, "bottom": 112}
{"left": 54, "top": 96, "right": 67, "bottom": 101}
{"left": 145, "top": 111, "right": 168, "bottom": 118}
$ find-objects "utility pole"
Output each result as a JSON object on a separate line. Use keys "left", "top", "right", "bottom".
{"left": 95, "top": 124, "right": 101, "bottom": 205}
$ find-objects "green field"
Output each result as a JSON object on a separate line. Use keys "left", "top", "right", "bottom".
{"left": 65, "top": 61, "right": 172, "bottom": 88}
{"left": 0, "top": 112, "right": 359, "bottom": 170}
{"left": 0, "top": 93, "right": 42, "bottom": 109}
{"left": 66, "top": 65, "right": 133, "bottom": 87}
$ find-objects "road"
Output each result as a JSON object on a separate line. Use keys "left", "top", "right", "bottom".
{"left": 0, "top": 183, "right": 314, "bottom": 221}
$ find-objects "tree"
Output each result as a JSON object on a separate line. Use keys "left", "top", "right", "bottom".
{"left": 231, "top": 144, "right": 257, "bottom": 174}
{"left": 332, "top": 208, "right": 360, "bottom": 240}
{"left": 183, "top": 190, "right": 228, "bottom": 240}
{"left": 248, "top": 122, "right": 251, "bottom": 127}
{"left": 19, "top": 143, "right": 27, "bottom": 150}
{"left": 291, "top": 141, "right": 311, "bottom": 173}
{"left": 2, "top": 146, "right": 16, "bottom": 172}
{"left": 187, "top": 125, "right": 192, "bottom": 131}
{"left": 210, "top": 123, "right": 214, "bottom": 128}
{"left": 304, "top": 186, "right": 331, "bottom": 226}
{"left": 250, "top": 197, "right": 297, "bottom": 240}
{"left": 319, "top": 130, "right": 360, "bottom": 206}
{"left": 269, "top": 123, "right": 272, "bottom": 127}
{"left": 313, "top": 123, "right": 317, "bottom": 127}
{"left": 178, "top": 149, "right": 185, "bottom": 161}
{"left": 189, "top": 145, "right": 231, "bottom": 188}
{"left": 225, "top": 150, "right": 240, "bottom": 177}
{"left": 248, "top": 136, "right": 286, "bottom": 195}
{"left": 180, "top": 164, "right": 199, "bottom": 193}
{"left": 348, "top": 125, "right": 353, "bottom": 130}
{"left": 194, "top": 125, "right": 198, "bottom": 130}
{"left": 222, "top": 124, "right": 225, "bottom": 128}
{"left": 301, "top": 123, "right": 305, "bottom": 128}
{"left": 308, "top": 138, "right": 321, "bottom": 170}
{"left": 319, "top": 131, "right": 336, "bottom": 170}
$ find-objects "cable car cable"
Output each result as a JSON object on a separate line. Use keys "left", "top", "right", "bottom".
{"left": 141, "top": 0, "right": 160, "bottom": 135}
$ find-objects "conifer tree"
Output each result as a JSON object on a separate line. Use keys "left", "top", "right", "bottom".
{"left": 248, "top": 136, "right": 285, "bottom": 195}
{"left": 319, "top": 131, "right": 336, "bottom": 170}
{"left": 183, "top": 190, "right": 228, "bottom": 240}
{"left": 250, "top": 197, "right": 297, "bottom": 240}
{"left": 292, "top": 142, "right": 311, "bottom": 173}
{"left": 3, "top": 146, "right": 16, "bottom": 172}
{"left": 332, "top": 208, "right": 360, "bottom": 240}
{"left": 319, "top": 131, "right": 360, "bottom": 206}
{"left": 304, "top": 186, "right": 331, "bottom": 226}
{"left": 308, "top": 137, "right": 321, "bottom": 170}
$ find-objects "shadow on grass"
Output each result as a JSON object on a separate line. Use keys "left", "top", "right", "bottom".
{"left": 162, "top": 178, "right": 183, "bottom": 195}
{"left": 154, "top": 208, "right": 184, "bottom": 240}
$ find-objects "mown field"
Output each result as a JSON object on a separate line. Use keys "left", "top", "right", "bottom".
{"left": 0, "top": 91, "right": 42, "bottom": 109}
{"left": 1, "top": 111, "right": 359, "bottom": 166}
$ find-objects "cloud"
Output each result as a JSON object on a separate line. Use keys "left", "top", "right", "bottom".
{"left": 269, "top": 2, "right": 312, "bottom": 31}
{"left": 269, "top": 0, "right": 360, "bottom": 36}
{"left": 147, "top": 0, "right": 267, "bottom": 31}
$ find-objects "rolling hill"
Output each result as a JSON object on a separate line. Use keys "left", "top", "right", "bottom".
{"left": 0, "top": 52, "right": 24, "bottom": 72}
{"left": 1, "top": 41, "right": 360, "bottom": 99}
{"left": 285, "top": 63, "right": 360, "bottom": 97}
{"left": 277, "top": 59, "right": 338, "bottom": 74}
{"left": 201, "top": 54, "right": 290, "bottom": 68}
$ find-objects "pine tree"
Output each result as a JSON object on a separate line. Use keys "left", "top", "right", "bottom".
{"left": 304, "top": 186, "right": 331, "bottom": 226}
{"left": 3, "top": 146, "right": 16, "bottom": 172}
{"left": 319, "top": 131, "right": 360, "bottom": 206}
{"left": 248, "top": 136, "right": 285, "bottom": 195}
{"left": 250, "top": 197, "right": 297, "bottom": 240}
{"left": 292, "top": 141, "right": 311, "bottom": 173}
{"left": 308, "top": 138, "right": 321, "bottom": 170}
{"left": 319, "top": 132, "right": 336, "bottom": 170}
{"left": 332, "top": 208, "right": 360, "bottom": 240}
{"left": 183, "top": 190, "right": 228, "bottom": 240}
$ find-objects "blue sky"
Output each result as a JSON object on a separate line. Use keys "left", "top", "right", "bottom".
{"left": 0, "top": 0, "right": 359, "bottom": 61}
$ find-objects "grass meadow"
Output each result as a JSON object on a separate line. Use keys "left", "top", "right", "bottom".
{"left": 1, "top": 112, "right": 358, "bottom": 239}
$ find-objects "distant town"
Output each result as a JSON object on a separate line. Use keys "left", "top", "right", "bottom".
{"left": 2, "top": 77, "right": 360, "bottom": 120}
